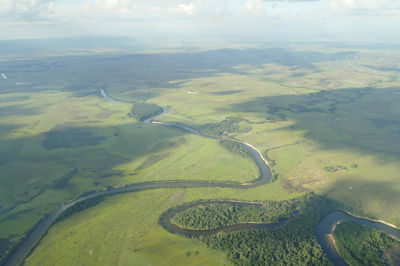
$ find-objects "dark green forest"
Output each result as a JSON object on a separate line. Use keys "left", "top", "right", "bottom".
{"left": 172, "top": 201, "right": 295, "bottom": 230}
{"left": 334, "top": 221, "right": 400, "bottom": 266}
{"left": 130, "top": 102, "right": 163, "bottom": 121}
{"left": 201, "top": 117, "right": 251, "bottom": 137}
{"left": 176, "top": 193, "right": 339, "bottom": 265}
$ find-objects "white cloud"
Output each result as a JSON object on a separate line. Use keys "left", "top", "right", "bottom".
{"left": 330, "top": 0, "right": 359, "bottom": 10}
{"left": 95, "top": 0, "right": 137, "bottom": 16}
{"left": 167, "top": 2, "right": 195, "bottom": 15}
{"left": 1, "top": 0, "right": 400, "bottom": 42}
{"left": 0, "top": 0, "right": 55, "bottom": 20}
{"left": 329, "top": 0, "right": 400, "bottom": 11}
{"left": 246, "top": 0, "right": 263, "bottom": 12}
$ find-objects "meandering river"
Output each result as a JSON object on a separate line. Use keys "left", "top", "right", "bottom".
{"left": 5, "top": 89, "right": 400, "bottom": 266}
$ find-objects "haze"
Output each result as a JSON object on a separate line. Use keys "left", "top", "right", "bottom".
{"left": 1, "top": 0, "right": 400, "bottom": 44}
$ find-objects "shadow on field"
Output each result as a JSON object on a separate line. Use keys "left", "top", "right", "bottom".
{"left": 0, "top": 118, "right": 191, "bottom": 257}
{"left": 325, "top": 178, "right": 400, "bottom": 220}
{"left": 0, "top": 48, "right": 356, "bottom": 99}
{"left": 0, "top": 104, "right": 40, "bottom": 118}
{"left": 0, "top": 124, "right": 25, "bottom": 139}
{"left": 227, "top": 86, "right": 400, "bottom": 157}
{"left": 0, "top": 120, "right": 188, "bottom": 184}
{"left": 0, "top": 120, "right": 187, "bottom": 224}
{"left": 227, "top": 86, "right": 400, "bottom": 222}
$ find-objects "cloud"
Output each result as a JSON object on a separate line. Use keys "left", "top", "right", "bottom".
{"left": 329, "top": 0, "right": 400, "bottom": 10}
{"left": 95, "top": 0, "right": 137, "bottom": 16}
{"left": 167, "top": 2, "right": 195, "bottom": 15}
{"left": 1, "top": 0, "right": 400, "bottom": 42}
{"left": 246, "top": 0, "right": 264, "bottom": 12}
{"left": 288, "top": 0, "right": 320, "bottom": 1}
{"left": 0, "top": 0, "right": 55, "bottom": 21}
{"left": 330, "top": 0, "right": 356, "bottom": 9}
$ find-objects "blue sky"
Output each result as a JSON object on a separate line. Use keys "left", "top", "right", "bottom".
{"left": 1, "top": 0, "right": 400, "bottom": 43}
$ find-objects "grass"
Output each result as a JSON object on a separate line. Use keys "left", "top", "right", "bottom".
{"left": 24, "top": 190, "right": 322, "bottom": 266}
{"left": 23, "top": 187, "right": 296, "bottom": 266}
{"left": 1, "top": 46, "right": 400, "bottom": 264}
{"left": 116, "top": 132, "right": 258, "bottom": 184}
{"left": 142, "top": 52, "right": 400, "bottom": 225}
{"left": 24, "top": 189, "right": 232, "bottom": 266}
{"left": 0, "top": 88, "right": 258, "bottom": 251}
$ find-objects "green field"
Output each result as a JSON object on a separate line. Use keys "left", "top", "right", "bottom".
{"left": 24, "top": 191, "right": 332, "bottom": 266}
{"left": 143, "top": 51, "right": 400, "bottom": 224}
{"left": 0, "top": 86, "right": 258, "bottom": 257}
{"left": 1, "top": 46, "right": 400, "bottom": 264}
{"left": 23, "top": 185, "right": 298, "bottom": 265}
{"left": 24, "top": 189, "right": 233, "bottom": 266}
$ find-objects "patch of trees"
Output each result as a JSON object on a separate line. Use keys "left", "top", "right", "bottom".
{"left": 324, "top": 165, "right": 348, "bottom": 172}
{"left": 56, "top": 196, "right": 104, "bottom": 223}
{"left": 219, "top": 140, "right": 249, "bottom": 158}
{"left": 172, "top": 201, "right": 296, "bottom": 230}
{"left": 130, "top": 102, "right": 163, "bottom": 121}
{"left": 201, "top": 117, "right": 251, "bottom": 137}
{"left": 334, "top": 221, "right": 400, "bottom": 266}
{"left": 189, "top": 193, "right": 341, "bottom": 265}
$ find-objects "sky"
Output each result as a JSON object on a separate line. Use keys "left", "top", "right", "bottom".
{"left": 0, "top": 0, "right": 400, "bottom": 43}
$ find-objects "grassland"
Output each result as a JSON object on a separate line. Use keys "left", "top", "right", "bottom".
{"left": 138, "top": 50, "right": 400, "bottom": 225}
{"left": 24, "top": 189, "right": 232, "bottom": 266}
{"left": 24, "top": 186, "right": 297, "bottom": 266}
{"left": 1, "top": 46, "right": 400, "bottom": 264}
{"left": 0, "top": 86, "right": 257, "bottom": 258}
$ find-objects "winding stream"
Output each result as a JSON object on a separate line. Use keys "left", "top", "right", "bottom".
{"left": 5, "top": 89, "right": 400, "bottom": 266}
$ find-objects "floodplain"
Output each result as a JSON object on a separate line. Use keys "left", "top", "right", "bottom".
{"left": 1, "top": 45, "right": 400, "bottom": 265}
